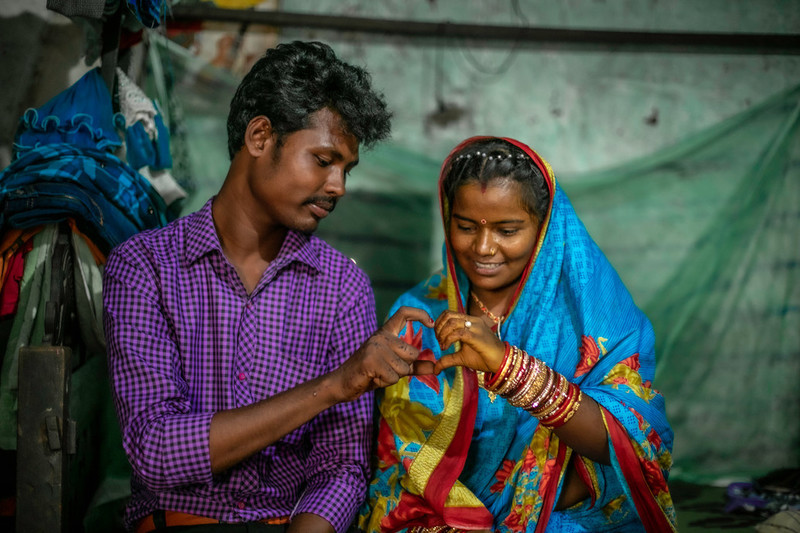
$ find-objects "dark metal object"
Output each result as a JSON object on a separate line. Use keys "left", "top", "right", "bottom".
{"left": 42, "top": 226, "right": 74, "bottom": 348}
{"left": 168, "top": 6, "right": 800, "bottom": 55}
{"left": 16, "top": 223, "right": 79, "bottom": 532}
{"left": 17, "top": 345, "right": 74, "bottom": 533}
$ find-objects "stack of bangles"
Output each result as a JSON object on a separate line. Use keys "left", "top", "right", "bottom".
{"left": 483, "top": 342, "right": 583, "bottom": 429}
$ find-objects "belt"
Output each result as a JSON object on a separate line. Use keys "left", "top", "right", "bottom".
{"left": 136, "top": 510, "right": 290, "bottom": 533}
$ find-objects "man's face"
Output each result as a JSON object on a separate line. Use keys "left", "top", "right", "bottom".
{"left": 251, "top": 108, "right": 359, "bottom": 234}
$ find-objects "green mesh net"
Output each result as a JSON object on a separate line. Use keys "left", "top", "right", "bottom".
{"left": 568, "top": 84, "right": 800, "bottom": 483}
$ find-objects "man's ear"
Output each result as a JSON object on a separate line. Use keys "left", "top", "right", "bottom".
{"left": 244, "top": 116, "right": 273, "bottom": 157}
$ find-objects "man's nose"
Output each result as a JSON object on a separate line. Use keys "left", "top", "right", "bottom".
{"left": 325, "top": 169, "right": 346, "bottom": 197}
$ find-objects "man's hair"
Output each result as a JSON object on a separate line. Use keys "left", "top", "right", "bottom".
{"left": 226, "top": 41, "right": 392, "bottom": 159}
{"left": 442, "top": 138, "right": 550, "bottom": 222}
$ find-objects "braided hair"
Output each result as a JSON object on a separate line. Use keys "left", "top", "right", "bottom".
{"left": 441, "top": 138, "right": 550, "bottom": 221}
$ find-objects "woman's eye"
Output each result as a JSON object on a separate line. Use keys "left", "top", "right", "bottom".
{"left": 316, "top": 157, "right": 331, "bottom": 167}
{"left": 500, "top": 229, "right": 519, "bottom": 236}
{"left": 457, "top": 224, "right": 475, "bottom": 232}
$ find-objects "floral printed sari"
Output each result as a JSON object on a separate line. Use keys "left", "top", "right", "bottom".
{"left": 359, "top": 137, "right": 676, "bottom": 533}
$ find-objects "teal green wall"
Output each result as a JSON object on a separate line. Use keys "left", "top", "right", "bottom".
{"left": 280, "top": 0, "right": 800, "bottom": 174}
{"left": 165, "top": 1, "right": 799, "bottom": 317}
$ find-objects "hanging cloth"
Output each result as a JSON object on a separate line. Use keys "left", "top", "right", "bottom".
{"left": 13, "top": 68, "right": 125, "bottom": 159}
{"left": 116, "top": 68, "right": 186, "bottom": 206}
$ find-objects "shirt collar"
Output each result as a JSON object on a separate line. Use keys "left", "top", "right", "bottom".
{"left": 185, "top": 197, "right": 322, "bottom": 273}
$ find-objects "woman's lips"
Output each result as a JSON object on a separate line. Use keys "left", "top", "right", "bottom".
{"left": 473, "top": 260, "right": 504, "bottom": 275}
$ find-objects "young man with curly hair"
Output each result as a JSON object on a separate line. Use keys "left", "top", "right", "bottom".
{"left": 103, "top": 41, "right": 432, "bottom": 533}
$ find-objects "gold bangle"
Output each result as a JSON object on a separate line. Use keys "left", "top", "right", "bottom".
{"left": 508, "top": 356, "right": 544, "bottom": 406}
{"left": 541, "top": 384, "right": 576, "bottom": 424}
{"left": 504, "top": 349, "right": 532, "bottom": 398}
{"left": 531, "top": 373, "right": 569, "bottom": 418}
{"left": 531, "top": 372, "right": 562, "bottom": 416}
{"left": 529, "top": 366, "right": 554, "bottom": 410}
{"left": 516, "top": 364, "right": 548, "bottom": 408}
{"left": 507, "top": 362, "right": 535, "bottom": 405}
{"left": 496, "top": 346, "right": 524, "bottom": 396}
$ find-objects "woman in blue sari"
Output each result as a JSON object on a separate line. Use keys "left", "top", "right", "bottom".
{"left": 360, "top": 137, "right": 676, "bottom": 532}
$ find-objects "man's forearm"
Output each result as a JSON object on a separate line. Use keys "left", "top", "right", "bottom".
{"left": 209, "top": 371, "right": 343, "bottom": 473}
{"left": 209, "top": 305, "right": 433, "bottom": 474}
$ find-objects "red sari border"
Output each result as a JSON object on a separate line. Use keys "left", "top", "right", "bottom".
{"left": 604, "top": 407, "right": 676, "bottom": 533}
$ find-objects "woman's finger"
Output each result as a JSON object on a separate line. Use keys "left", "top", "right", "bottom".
{"left": 437, "top": 323, "right": 475, "bottom": 352}
{"left": 434, "top": 311, "right": 475, "bottom": 348}
{"left": 434, "top": 351, "right": 469, "bottom": 373}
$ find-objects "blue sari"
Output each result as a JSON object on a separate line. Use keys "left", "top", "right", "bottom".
{"left": 360, "top": 137, "right": 676, "bottom": 532}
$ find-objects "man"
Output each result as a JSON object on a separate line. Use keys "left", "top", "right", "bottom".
{"left": 103, "top": 41, "right": 432, "bottom": 533}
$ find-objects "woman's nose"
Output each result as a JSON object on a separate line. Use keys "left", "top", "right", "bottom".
{"left": 474, "top": 230, "right": 494, "bottom": 256}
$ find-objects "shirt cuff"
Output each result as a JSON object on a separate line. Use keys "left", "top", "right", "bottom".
{"left": 147, "top": 411, "right": 214, "bottom": 488}
{"left": 293, "top": 468, "right": 365, "bottom": 533}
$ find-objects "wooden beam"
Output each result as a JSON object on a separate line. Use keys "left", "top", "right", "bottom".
{"left": 168, "top": 6, "right": 800, "bottom": 55}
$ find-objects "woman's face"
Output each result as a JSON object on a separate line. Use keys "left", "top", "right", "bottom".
{"left": 449, "top": 178, "right": 541, "bottom": 297}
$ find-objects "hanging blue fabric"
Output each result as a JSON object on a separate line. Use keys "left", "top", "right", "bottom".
{"left": 153, "top": 113, "right": 173, "bottom": 170}
{"left": 0, "top": 144, "right": 169, "bottom": 253}
{"left": 124, "top": 113, "right": 173, "bottom": 171}
{"left": 1, "top": 66, "right": 171, "bottom": 253}
{"left": 13, "top": 68, "right": 125, "bottom": 159}
{"left": 125, "top": 122, "right": 157, "bottom": 170}
{"left": 126, "top": 0, "right": 167, "bottom": 29}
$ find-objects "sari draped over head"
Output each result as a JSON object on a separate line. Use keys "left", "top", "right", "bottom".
{"left": 359, "top": 138, "right": 676, "bottom": 533}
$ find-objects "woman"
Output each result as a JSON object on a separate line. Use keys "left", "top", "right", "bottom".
{"left": 359, "top": 137, "right": 676, "bottom": 532}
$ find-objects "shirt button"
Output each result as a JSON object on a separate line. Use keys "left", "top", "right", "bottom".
{"left": 238, "top": 372, "right": 246, "bottom": 381}
{"left": 237, "top": 501, "right": 246, "bottom": 510}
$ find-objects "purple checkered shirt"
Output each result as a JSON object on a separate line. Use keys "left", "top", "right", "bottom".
{"left": 103, "top": 199, "right": 377, "bottom": 532}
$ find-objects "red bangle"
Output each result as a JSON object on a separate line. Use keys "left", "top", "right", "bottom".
{"left": 538, "top": 385, "right": 574, "bottom": 422}
{"left": 539, "top": 384, "right": 582, "bottom": 428}
{"left": 484, "top": 342, "right": 511, "bottom": 388}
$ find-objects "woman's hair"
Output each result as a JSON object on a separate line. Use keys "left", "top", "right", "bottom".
{"left": 441, "top": 138, "right": 550, "bottom": 221}
{"left": 226, "top": 41, "right": 392, "bottom": 159}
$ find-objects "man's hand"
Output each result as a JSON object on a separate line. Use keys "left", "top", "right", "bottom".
{"left": 333, "top": 306, "right": 435, "bottom": 402}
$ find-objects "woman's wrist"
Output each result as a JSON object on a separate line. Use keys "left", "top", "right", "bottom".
{"left": 484, "top": 342, "right": 512, "bottom": 386}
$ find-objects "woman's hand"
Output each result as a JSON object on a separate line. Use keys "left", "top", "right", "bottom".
{"left": 433, "top": 309, "right": 506, "bottom": 374}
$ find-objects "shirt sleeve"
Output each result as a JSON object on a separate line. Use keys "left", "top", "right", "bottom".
{"left": 293, "top": 267, "right": 378, "bottom": 533}
{"left": 103, "top": 245, "right": 214, "bottom": 491}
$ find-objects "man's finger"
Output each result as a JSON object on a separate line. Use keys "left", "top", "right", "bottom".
{"left": 371, "top": 363, "right": 400, "bottom": 388}
{"left": 412, "top": 360, "right": 436, "bottom": 376}
{"left": 377, "top": 330, "right": 422, "bottom": 363}
{"left": 383, "top": 306, "right": 435, "bottom": 336}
